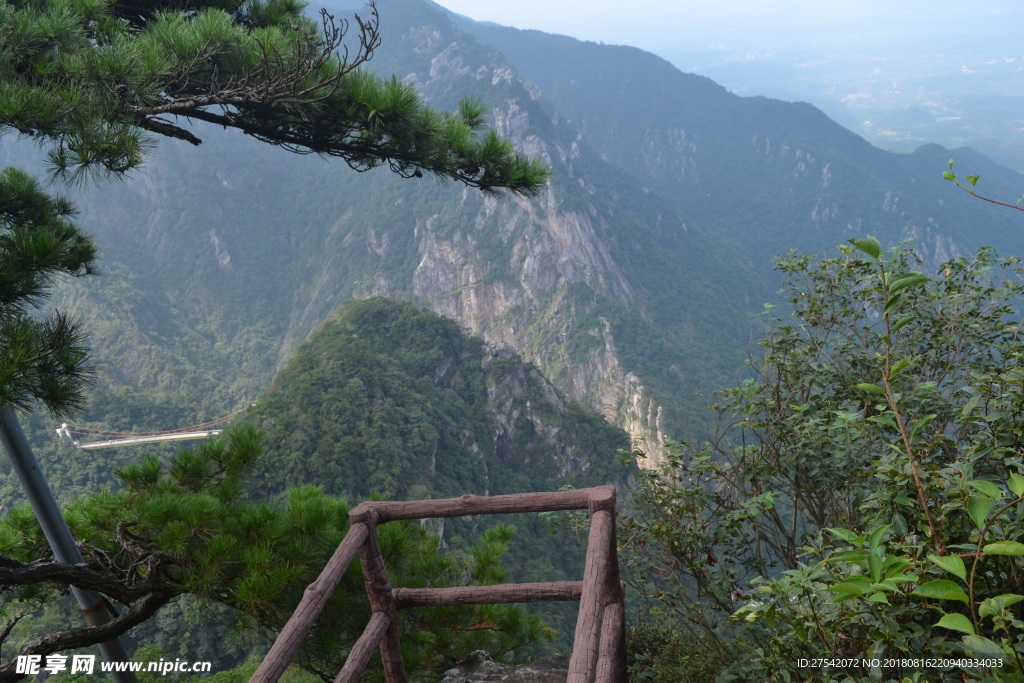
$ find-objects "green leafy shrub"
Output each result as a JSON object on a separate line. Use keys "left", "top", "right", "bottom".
{"left": 626, "top": 621, "right": 725, "bottom": 682}
{"left": 621, "top": 240, "right": 1024, "bottom": 681}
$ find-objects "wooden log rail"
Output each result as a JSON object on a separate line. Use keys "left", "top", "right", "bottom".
{"left": 250, "top": 485, "right": 626, "bottom": 683}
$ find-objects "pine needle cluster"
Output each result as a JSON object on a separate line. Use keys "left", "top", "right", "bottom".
{"left": 0, "top": 167, "right": 97, "bottom": 419}
{"left": 0, "top": 0, "right": 549, "bottom": 194}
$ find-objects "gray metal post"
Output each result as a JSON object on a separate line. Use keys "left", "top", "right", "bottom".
{"left": 0, "top": 406, "right": 137, "bottom": 683}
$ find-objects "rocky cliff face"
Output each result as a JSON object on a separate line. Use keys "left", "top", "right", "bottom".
{"left": 262, "top": 1, "right": 697, "bottom": 460}
{"left": 440, "top": 651, "right": 569, "bottom": 683}
{"left": 406, "top": 179, "right": 666, "bottom": 460}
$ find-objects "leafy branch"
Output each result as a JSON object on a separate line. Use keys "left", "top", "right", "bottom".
{"left": 943, "top": 159, "right": 1024, "bottom": 213}
{"left": 848, "top": 237, "right": 941, "bottom": 554}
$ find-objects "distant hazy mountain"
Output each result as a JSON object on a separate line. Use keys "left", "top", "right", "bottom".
{"left": 448, "top": 13, "right": 1024, "bottom": 259}
{"left": 647, "top": 10, "right": 1024, "bottom": 173}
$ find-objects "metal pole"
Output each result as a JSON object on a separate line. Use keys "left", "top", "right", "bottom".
{"left": 0, "top": 406, "right": 137, "bottom": 683}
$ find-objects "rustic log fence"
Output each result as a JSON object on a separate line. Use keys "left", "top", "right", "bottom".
{"left": 250, "top": 485, "right": 626, "bottom": 683}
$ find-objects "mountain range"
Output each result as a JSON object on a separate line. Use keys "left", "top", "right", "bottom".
{"left": 3, "top": 0, "right": 1022, "bottom": 462}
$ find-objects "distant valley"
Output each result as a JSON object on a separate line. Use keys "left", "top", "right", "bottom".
{"left": 654, "top": 18, "right": 1024, "bottom": 172}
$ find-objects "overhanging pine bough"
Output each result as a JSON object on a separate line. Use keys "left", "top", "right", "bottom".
{"left": 0, "top": 0, "right": 549, "bottom": 195}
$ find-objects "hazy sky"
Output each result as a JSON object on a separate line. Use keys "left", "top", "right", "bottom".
{"left": 428, "top": 1, "right": 1024, "bottom": 52}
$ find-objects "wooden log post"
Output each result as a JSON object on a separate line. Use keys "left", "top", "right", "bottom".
{"left": 596, "top": 510, "right": 627, "bottom": 683}
{"left": 251, "top": 522, "right": 370, "bottom": 683}
{"left": 254, "top": 485, "right": 626, "bottom": 683}
{"left": 335, "top": 612, "right": 392, "bottom": 683}
{"left": 350, "top": 507, "right": 407, "bottom": 683}
{"left": 567, "top": 487, "right": 616, "bottom": 683}
{"left": 595, "top": 591, "right": 626, "bottom": 683}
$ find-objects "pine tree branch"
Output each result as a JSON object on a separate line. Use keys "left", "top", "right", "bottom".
{"left": 135, "top": 117, "right": 202, "bottom": 146}
{"left": 0, "top": 522, "right": 179, "bottom": 605}
{"left": 1, "top": 0, "right": 546, "bottom": 193}
{"left": 0, "top": 590, "right": 177, "bottom": 682}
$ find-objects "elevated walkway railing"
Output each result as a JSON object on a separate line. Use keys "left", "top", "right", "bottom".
{"left": 250, "top": 485, "right": 626, "bottom": 683}
{"left": 75, "top": 430, "right": 223, "bottom": 449}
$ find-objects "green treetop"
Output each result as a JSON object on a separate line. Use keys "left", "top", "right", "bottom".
{"left": 1, "top": 0, "right": 549, "bottom": 194}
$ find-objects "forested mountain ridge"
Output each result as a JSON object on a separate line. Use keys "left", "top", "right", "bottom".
{"left": 3, "top": 0, "right": 742, "bottom": 454}
{"left": 242, "top": 297, "right": 629, "bottom": 503}
{"left": 2, "top": 0, "right": 1021, "bottom": 462}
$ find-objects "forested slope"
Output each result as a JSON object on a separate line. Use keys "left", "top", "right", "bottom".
{"left": 243, "top": 297, "right": 629, "bottom": 502}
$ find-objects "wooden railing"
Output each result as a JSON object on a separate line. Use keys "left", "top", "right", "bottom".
{"left": 250, "top": 485, "right": 626, "bottom": 683}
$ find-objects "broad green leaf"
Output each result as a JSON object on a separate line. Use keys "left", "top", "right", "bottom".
{"left": 882, "top": 554, "right": 912, "bottom": 576}
{"left": 827, "top": 577, "right": 871, "bottom": 596}
{"left": 827, "top": 550, "right": 867, "bottom": 565}
{"left": 854, "top": 383, "right": 886, "bottom": 396}
{"left": 870, "top": 580, "right": 900, "bottom": 593}
{"left": 867, "top": 414, "right": 898, "bottom": 429}
{"left": 888, "top": 274, "right": 931, "bottom": 294}
{"left": 1008, "top": 473, "right": 1024, "bottom": 498}
{"left": 912, "top": 580, "right": 969, "bottom": 603}
{"left": 967, "top": 495, "right": 993, "bottom": 529}
{"left": 968, "top": 480, "right": 1002, "bottom": 499}
{"left": 885, "top": 443, "right": 905, "bottom": 456}
{"left": 979, "top": 594, "right": 1024, "bottom": 619}
{"left": 962, "top": 635, "right": 1010, "bottom": 658}
{"left": 967, "top": 174, "right": 980, "bottom": 188}
{"left": 942, "top": 171, "right": 956, "bottom": 182}
{"left": 982, "top": 541, "right": 1024, "bottom": 556}
{"left": 827, "top": 528, "right": 866, "bottom": 543}
{"left": 887, "top": 574, "right": 918, "bottom": 584}
{"left": 883, "top": 292, "right": 904, "bottom": 317}
{"left": 928, "top": 553, "right": 966, "bottom": 581}
{"left": 866, "top": 591, "right": 889, "bottom": 604}
{"left": 868, "top": 524, "right": 891, "bottom": 552}
{"left": 868, "top": 552, "right": 882, "bottom": 583}
{"left": 891, "top": 356, "right": 912, "bottom": 375}
{"left": 935, "top": 613, "right": 975, "bottom": 635}
{"left": 962, "top": 391, "right": 981, "bottom": 416}
{"left": 909, "top": 414, "right": 936, "bottom": 441}
{"left": 849, "top": 236, "right": 882, "bottom": 259}
{"left": 891, "top": 316, "right": 916, "bottom": 334}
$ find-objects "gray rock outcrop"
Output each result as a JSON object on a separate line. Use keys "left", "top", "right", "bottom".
{"left": 440, "top": 651, "right": 569, "bottom": 683}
